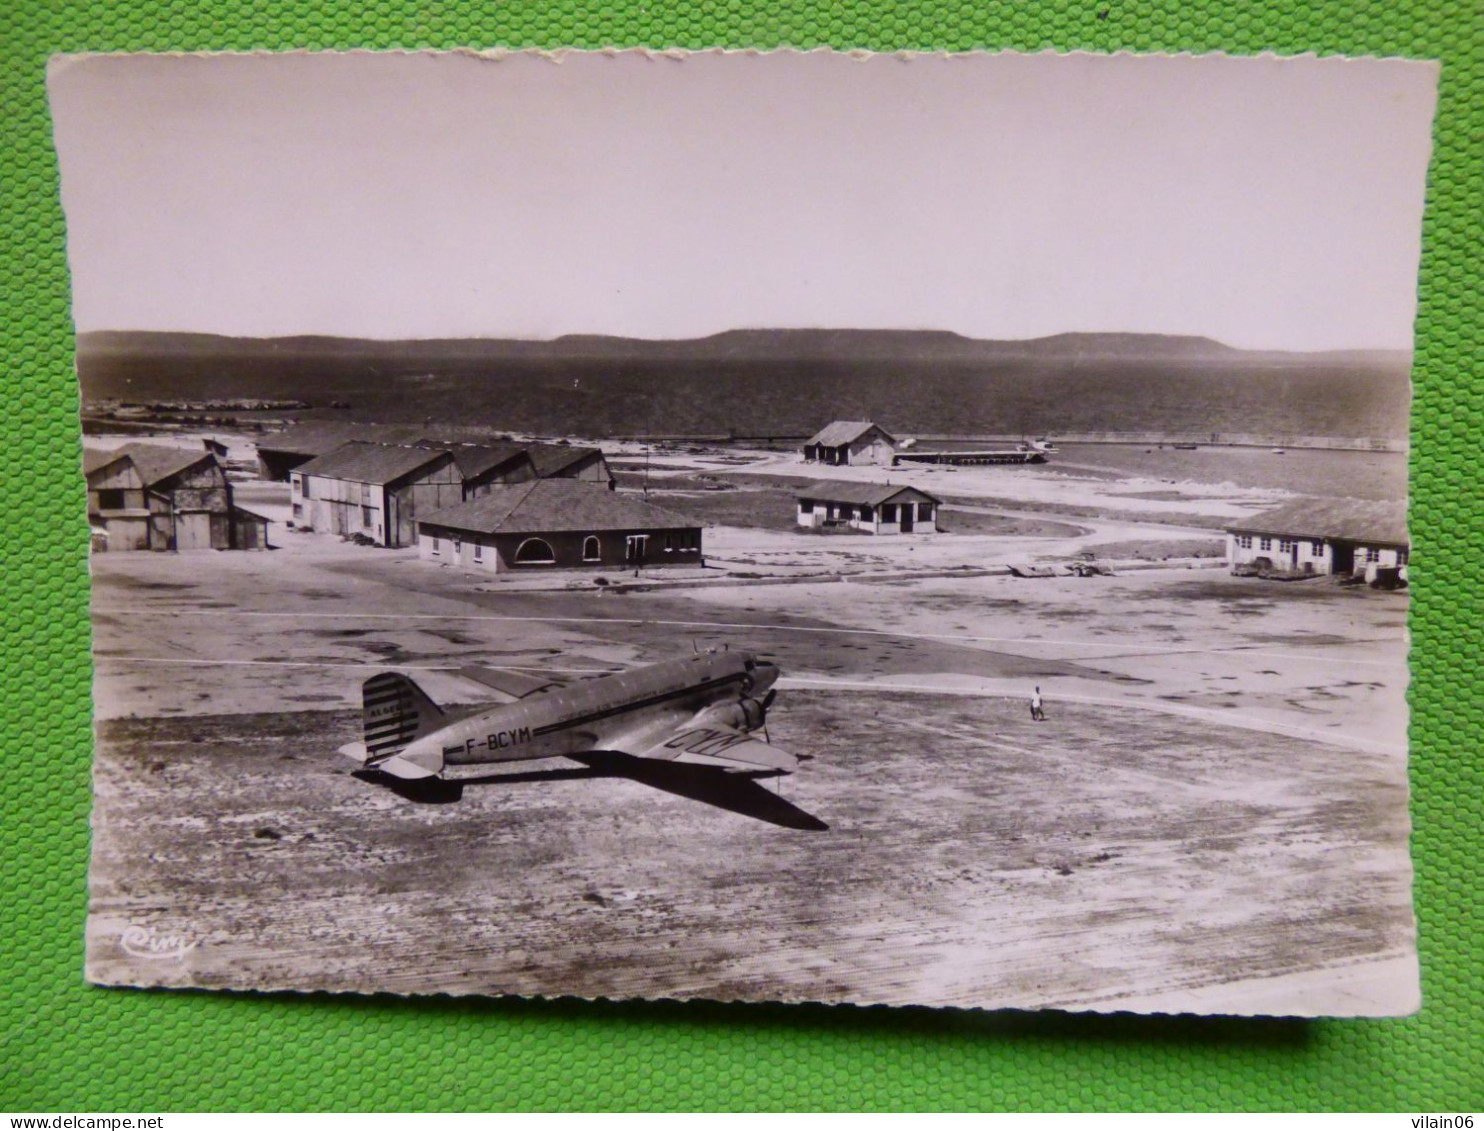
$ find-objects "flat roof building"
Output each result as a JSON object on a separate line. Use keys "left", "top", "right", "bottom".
{"left": 418, "top": 480, "right": 703, "bottom": 573}
{"left": 795, "top": 481, "right": 942, "bottom": 535}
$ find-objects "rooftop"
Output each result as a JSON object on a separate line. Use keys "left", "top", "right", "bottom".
{"left": 295, "top": 441, "right": 451, "bottom": 485}
{"left": 418, "top": 440, "right": 535, "bottom": 481}
{"left": 1227, "top": 498, "right": 1409, "bottom": 545}
{"left": 795, "top": 480, "right": 941, "bottom": 506}
{"left": 422, "top": 480, "right": 696, "bottom": 535}
{"left": 525, "top": 442, "right": 607, "bottom": 478}
{"left": 84, "top": 443, "right": 214, "bottom": 486}
{"left": 806, "top": 420, "right": 897, "bottom": 448}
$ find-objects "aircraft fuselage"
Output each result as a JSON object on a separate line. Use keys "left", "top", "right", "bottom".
{"left": 379, "top": 651, "right": 778, "bottom": 778}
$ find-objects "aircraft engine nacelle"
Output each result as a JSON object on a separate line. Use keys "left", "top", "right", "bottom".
{"left": 694, "top": 696, "right": 768, "bottom": 733}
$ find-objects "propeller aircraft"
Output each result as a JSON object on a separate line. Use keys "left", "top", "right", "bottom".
{"left": 339, "top": 650, "right": 794, "bottom": 784}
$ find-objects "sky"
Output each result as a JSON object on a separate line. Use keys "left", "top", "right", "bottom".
{"left": 48, "top": 49, "right": 1438, "bottom": 350}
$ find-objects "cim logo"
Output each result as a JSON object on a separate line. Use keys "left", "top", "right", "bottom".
{"left": 120, "top": 924, "right": 198, "bottom": 962}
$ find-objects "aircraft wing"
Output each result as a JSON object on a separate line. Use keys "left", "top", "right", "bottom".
{"left": 611, "top": 722, "right": 799, "bottom": 774}
{"left": 456, "top": 665, "right": 567, "bottom": 700}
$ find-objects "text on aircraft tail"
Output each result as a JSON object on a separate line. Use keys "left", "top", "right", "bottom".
{"left": 362, "top": 671, "right": 446, "bottom": 764}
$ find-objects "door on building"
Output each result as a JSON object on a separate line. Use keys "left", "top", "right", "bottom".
{"left": 1331, "top": 542, "right": 1355, "bottom": 574}
{"left": 899, "top": 504, "right": 914, "bottom": 533}
{"left": 625, "top": 535, "right": 648, "bottom": 564}
{"left": 175, "top": 512, "right": 213, "bottom": 550}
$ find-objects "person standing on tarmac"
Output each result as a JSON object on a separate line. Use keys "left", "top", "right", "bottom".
{"left": 1030, "top": 686, "right": 1045, "bottom": 722}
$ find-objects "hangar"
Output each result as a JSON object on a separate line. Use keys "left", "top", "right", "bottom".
{"left": 795, "top": 481, "right": 942, "bottom": 534}
{"left": 256, "top": 422, "right": 614, "bottom": 488}
{"left": 439, "top": 442, "right": 539, "bottom": 497}
{"left": 85, "top": 443, "right": 269, "bottom": 552}
{"left": 802, "top": 421, "right": 898, "bottom": 466}
{"left": 1226, "top": 499, "right": 1409, "bottom": 580}
{"left": 255, "top": 422, "right": 428, "bottom": 481}
{"left": 418, "top": 480, "right": 703, "bottom": 572}
{"left": 291, "top": 442, "right": 464, "bottom": 548}
{"left": 525, "top": 442, "right": 615, "bottom": 487}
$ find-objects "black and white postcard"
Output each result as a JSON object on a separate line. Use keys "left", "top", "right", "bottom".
{"left": 50, "top": 49, "right": 1436, "bottom": 1014}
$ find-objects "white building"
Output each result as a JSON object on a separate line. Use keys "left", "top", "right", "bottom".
{"left": 796, "top": 481, "right": 941, "bottom": 534}
{"left": 802, "top": 421, "right": 898, "bottom": 466}
{"left": 292, "top": 442, "right": 463, "bottom": 548}
{"left": 1226, "top": 499, "right": 1408, "bottom": 580}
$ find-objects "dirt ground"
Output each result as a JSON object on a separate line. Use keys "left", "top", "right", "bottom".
{"left": 79, "top": 433, "right": 1415, "bottom": 1014}
{"left": 86, "top": 690, "right": 1414, "bottom": 1013}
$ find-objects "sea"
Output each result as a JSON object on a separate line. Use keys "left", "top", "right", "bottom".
{"left": 1046, "top": 444, "right": 1408, "bottom": 502}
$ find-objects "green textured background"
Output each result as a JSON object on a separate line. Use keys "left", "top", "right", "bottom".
{"left": 2, "top": 0, "right": 1480, "bottom": 1113}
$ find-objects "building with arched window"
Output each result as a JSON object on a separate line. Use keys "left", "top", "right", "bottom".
{"left": 417, "top": 480, "right": 703, "bottom": 572}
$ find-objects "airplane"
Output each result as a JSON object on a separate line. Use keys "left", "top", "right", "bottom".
{"left": 338, "top": 650, "right": 796, "bottom": 784}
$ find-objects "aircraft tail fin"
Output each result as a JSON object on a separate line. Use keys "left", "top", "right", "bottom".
{"left": 361, "top": 671, "right": 447, "bottom": 765}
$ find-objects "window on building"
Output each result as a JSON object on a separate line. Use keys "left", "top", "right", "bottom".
{"left": 361, "top": 505, "right": 373, "bottom": 526}
{"left": 583, "top": 536, "right": 601, "bottom": 561}
{"left": 291, "top": 476, "right": 302, "bottom": 496}
{"left": 1311, "top": 540, "right": 1325, "bottom": 556}
{"left": 515, "top": 537, "right": 556, "bottom": 564}
{"left": 300, "top": 478, "right": 312, "bottom": 499}
{"left": 1236, "top": 534, "right": 1252, "bottom": 549}
{"left": 473, "top": 541, "right": 483, "bottom": 562}
{"left": 1365, "top": 547, "right": 1380, "bottom": 563}
{"left": 452, "top": 534, "right": 462, "bottom": 555}
{"left": 1398, "top": 548, "right": 1409, "bottom": 566}
{"left": 1279, "top": 538, "right": 1296, "bottom": 553}
{"left": 860, "top": 505, "right": 874, "bottom": 521}
{"left": 430, "top": 535, "right": 440, "bottom": 556}
{"left": 292, "top": 503, "right": 302, "bottom": 520}
{"left": 799, "top": 499, "right": 813, "bottom": 514}
{"left": 1259, "top": 537, "right": 1272, "bottom": 551}
{"left": 97, "top": 488, "right": 125, "bottom": 510}
{"left": 882, "top": 503, "right": 897, "bottom": 522}
{"left": 919, "top": 502, "right": 934, "bottom": 521}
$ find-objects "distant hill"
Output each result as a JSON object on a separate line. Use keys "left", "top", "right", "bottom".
{"left": 76, "top": 329, "right": 1412, "bottom": 440}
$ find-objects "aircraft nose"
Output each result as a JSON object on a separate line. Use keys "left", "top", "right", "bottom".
{"left": 751, "top": 661, "right": 780, "bottom": 694}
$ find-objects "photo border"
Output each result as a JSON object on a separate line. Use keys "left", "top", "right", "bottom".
{"left": 3, "top": 2, "right": 1478, "bottom": 1111}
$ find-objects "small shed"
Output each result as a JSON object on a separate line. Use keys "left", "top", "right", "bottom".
{"left": 802, "top": 421, "right": 898, "bottom": 466}
{"left": 418, "top": 480, "right": 703, "bottom": 572}
{"left": 796, "top": 481, "right": 942, "bottom": 534}
{"left": 84, "top": 443, "right": 265, "bottom": 552}
{"left": 1226, "top": 499, "right": 1408, "bottom": 578}
{"left": 292, "top": 442, "right": 463, "bottom": 548}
